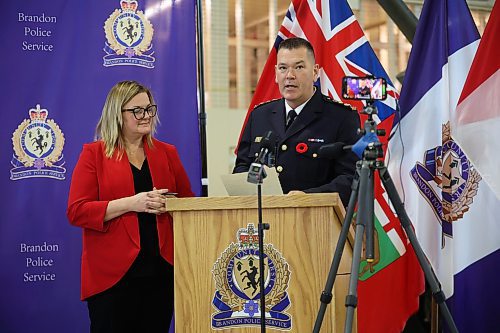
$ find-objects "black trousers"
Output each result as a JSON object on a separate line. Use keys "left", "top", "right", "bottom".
{"left": 87, "top": 263, "right": 174, "bottom": 333}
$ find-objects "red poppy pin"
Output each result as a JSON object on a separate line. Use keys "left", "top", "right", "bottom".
{"left": 296, "top": 142, "right": 308, "bottom": 153}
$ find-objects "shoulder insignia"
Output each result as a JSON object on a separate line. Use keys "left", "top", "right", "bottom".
{"left": 253, "top": 98, "right": 281, "bottom": 110}
{"left": 322, "top": 95, "right": 357, "bottom": 111}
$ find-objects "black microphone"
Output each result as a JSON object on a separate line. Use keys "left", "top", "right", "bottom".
{"left": 255, "top": 131, "right": 276, "bottom": 164}
{"left": 318, "top": 142, "right": 352, "bottom": 159}
{"left": 248, "top": 131, "right": 276, "bottom": 184}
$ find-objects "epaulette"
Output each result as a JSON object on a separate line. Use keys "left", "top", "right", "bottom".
{"left": 322, "top": 95, "right": 357, "bottom": 111}
{"left": 253, "top": 97, "right": 281, "bottom": 110}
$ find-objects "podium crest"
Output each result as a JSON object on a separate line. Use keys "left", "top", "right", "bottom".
{"left": 211, "top": 223, "right": 292, "bottom": 330}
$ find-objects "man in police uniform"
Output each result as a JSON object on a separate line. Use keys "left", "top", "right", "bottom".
{"left": 233, "top": 37, "right": 360, "bottom": 205}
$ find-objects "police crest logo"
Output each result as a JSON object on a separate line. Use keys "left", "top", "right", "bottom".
{"left": 410, "top": 122, "right": 481, "bottom": 238}
{"left": 103, "top": 0, "right": 155, "bottom": 68}
{"left": 211, "top": 223, "right": 292, "bottom": 330}
{"left": 11, "top": 104, "right": 66, "bottom": 180}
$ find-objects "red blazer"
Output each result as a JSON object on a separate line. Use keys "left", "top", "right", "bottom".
{"left": 67, "top": 139, "right": 194, "bottom": 300}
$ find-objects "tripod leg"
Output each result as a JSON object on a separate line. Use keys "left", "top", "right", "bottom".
{"left": 344, "top": 162, "right": 373, "bottom": 333}
{"left": 313, "top": 170, "right": 360, "bottom": 333}
{"left": 378, "top": 166, "right": 458, "bottom": 333}
{"left": 365, "top": 171, "right": 375, "bottom": 261}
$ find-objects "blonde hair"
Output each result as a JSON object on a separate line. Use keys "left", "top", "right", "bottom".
{"left": 95, "top": 81, "right": 159, "bottom": 158}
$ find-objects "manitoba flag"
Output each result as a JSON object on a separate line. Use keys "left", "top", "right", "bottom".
{"left": 238, "top": 0, "right": 423, "bottom": 332}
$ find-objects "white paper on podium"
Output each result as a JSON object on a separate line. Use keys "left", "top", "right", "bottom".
{"left": 221, "top": 166, "right": 283, "bottom": 196}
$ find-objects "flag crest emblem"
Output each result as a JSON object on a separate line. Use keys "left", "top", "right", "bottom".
{"left": 410, "top": 122, "right": 481, "bottom": 238}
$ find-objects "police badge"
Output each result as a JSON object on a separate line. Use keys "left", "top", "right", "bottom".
{"left": 411, "top": 122, "right": 481, "bottom": 240}
{"left": 11, "top": 104, "right": 66, "bottom": 180}
{"left": 103, "top": 0, "right": 155, "bottom": 68}
{"left": 211, "top": 223, "right": 292, "bottom": 330}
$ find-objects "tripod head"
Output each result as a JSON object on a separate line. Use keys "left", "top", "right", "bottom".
{"left": 352, "top": 101, "right": 385, "bottom": 163}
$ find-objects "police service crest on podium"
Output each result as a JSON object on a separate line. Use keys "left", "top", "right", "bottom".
{"left": 211, "top": 223, "right": 292, "bottom": 330}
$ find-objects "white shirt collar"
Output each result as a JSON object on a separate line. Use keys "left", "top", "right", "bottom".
{"left": 284, "top": 87, "right": 316, "bottom": 116}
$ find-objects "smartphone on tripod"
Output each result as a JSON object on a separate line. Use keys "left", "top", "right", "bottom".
{"left": 342, "top": 76, "right": 387, "bottom": 100}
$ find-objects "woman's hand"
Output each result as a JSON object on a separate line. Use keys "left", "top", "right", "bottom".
{"left": 131, "top": 188, "right": 171, "bottom": 215}
{"left": 104, "top": 188, "right": 174, "bottom": 221}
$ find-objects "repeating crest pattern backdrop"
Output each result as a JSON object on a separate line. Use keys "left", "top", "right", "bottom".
{"left": 0, "top": 1, "right": 199, "bottom": 331}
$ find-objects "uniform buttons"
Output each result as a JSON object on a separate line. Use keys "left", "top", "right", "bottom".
{"left": 276, "top": 166, "right": 283, "bottom": 172}
{"left": 313, "top": 153, "right": 318, "bottom": 158}
{"left": 281, "top": 144, "right": 287, "bottom": 151}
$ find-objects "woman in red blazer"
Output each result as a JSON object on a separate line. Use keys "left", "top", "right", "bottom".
{"left": 67, "top": 81, "right": 194, "bottom": 333}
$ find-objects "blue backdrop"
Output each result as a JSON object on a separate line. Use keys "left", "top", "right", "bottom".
{"left": 0, "top": 1, "right": 199, "bottom": 331}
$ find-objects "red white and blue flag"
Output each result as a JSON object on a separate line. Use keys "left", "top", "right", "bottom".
{"left": 238, "top": 1, "right": 423, "bottom": 332}
{"left": 452, "top": 1, "right": 500, "bottom": 200}
{"left": 387, "top": 0, "right": 500, "bottom": 331}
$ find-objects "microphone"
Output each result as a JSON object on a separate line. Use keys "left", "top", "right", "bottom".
{"left": 255, "top": 131, "right": 276, "bottom": 164}
{"left": 318, "top": 142, "right": 352, "bottom": 159}
{"left": 248, "top": 131, "right": 276, "bottom": 184}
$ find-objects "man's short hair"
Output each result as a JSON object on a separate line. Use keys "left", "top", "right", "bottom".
{"left": 277, "top": 37, "right": 316, "bottom": 62}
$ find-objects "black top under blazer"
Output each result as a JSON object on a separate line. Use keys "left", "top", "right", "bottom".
{"left": 234, "top": 88, "right": 361, "bottom": 205}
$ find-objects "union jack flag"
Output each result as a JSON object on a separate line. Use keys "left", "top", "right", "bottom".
{"left": 238, "top": 1, "right": 423, "bottom": 332}
{"left": 240, "top": 0, "right": 399, "bottom": 130}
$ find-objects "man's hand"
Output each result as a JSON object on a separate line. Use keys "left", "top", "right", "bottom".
{"left": 287, "top": 190, "right": 306, "bottom": 195}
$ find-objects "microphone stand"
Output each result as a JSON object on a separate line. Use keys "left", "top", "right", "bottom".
{"left": 257, "top": 182, "right": 269, "bottom": 332}
{"left": 247, "top": 160, "right": 270, "bottom": 332}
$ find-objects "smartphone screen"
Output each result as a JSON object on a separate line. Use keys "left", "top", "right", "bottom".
{"left": 342, "top": 76, "right": 387, "bottom": 100}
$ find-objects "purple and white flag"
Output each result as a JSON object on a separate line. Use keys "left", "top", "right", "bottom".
{"left": 387, "top": 0, "right": 500, "bottom": 331}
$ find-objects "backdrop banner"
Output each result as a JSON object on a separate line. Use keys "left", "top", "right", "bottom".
{"left": 0, "top": 1, "right": 199, "bottom": 332}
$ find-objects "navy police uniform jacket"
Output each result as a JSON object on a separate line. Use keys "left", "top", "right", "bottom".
{"left": 234, "top": 89, "right": 360, "bottom": 205}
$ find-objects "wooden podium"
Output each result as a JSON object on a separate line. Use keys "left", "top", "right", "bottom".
{"left": 167, "top": 193, "right": 355, "bottom": 332}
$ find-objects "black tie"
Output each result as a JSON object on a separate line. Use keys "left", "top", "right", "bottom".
{"left": 286, "top": 110, "right": 297, "bottom": 130}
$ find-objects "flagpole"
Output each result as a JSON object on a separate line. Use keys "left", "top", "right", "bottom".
{"left": 376, "top": 0, "right": 417, "bottom": 43}
{"left": 376, "top": 0, "right": 418, "bottom": 84}
{"left": 196, "top": 0, "right": 209, "bottom": 197}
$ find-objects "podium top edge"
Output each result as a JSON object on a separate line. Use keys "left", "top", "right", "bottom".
{"left": 166, "top": 193, "right": 342, "bottom": 212}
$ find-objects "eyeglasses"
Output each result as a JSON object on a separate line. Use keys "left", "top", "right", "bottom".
{"left": 122, "top": 105, "right": 157, "bottom": 120}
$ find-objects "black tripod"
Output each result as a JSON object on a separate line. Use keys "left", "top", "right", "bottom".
{"left": 313, "top": 104, "right": 458, "bottom": 333}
